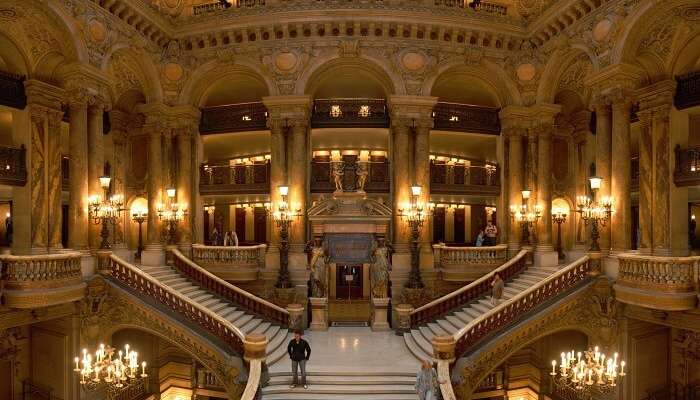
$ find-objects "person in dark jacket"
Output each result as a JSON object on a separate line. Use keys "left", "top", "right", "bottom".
{"left": 287, "top": 330, "right": 311, "bottom": 389}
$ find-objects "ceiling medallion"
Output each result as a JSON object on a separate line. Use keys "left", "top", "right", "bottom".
{"left": 274, "top": 52, "right": 298, "bottom": 72}
{"left": 164, "top": 62, "right": 184, "bottom": 82}
{"left": 592, "top": 19, "right": 614, "bottom": 42}
{"left": 87, "top": 19, "right": 107, "bottom": 43}
{"left": 401, "top": 52, "right": 426, "bottom": 72}
{"left": 516, "top": 63, "right": 536, "bottom": 82}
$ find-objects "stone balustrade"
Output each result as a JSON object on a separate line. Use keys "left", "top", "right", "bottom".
{"left": 191, "top": 244, "right": 267, "bottom": 282}
{"left": 454, "top": 256, "right": 592, "bottom": 358}
{"left": 0, "top": 252, "right": 85, "bottom": 308}
{"left": 614, "top": 253, "right": 700, "bottom": 311}
{"left": 433, "top": 243, "right": 508, "bottom": 281}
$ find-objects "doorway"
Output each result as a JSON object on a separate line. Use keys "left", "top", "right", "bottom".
{"left": 335, "top": 264, "right": 363, "bottom": 300}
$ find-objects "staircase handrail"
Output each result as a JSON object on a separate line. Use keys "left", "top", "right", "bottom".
{"left": 241, "top": 359, "right": 262, "bottom": 400}
{"left": 192, "top": 243, "right": 267, "bottom": 264}
{"left": 410, "top": 250, "right": 529, "bottom": 327}
{"left": 437, "top": 360, "right": 458, "bottom": 400}
{"left": 171, "top": 249, "right": 289, "bottom": 326}
{"left": 107, "top": 254, "right": 246, "bottom": 354}
{"left": 453, "top": 255, "right": 592, "bottom": 357}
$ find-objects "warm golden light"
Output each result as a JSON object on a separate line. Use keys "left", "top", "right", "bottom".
{"left": 99, "top": 175, "right": 111, "bottom": 189}
{"left": 411, "top": 185, "right": 422, "bottom": 196}
{"left": 521, "top": 190, "right": 531, "bottom": 200}
{"left": 589, "top": 176, "right": 602, "bottom": 190}
{"left": 278, "top": 185, "right": 289, "bottom": 196}
{"left": 166, "top": 188, "right": 176, "bottom": 198}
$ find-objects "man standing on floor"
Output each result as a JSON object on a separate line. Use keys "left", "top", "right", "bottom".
{"left": 287, "top": 330, "right": 311, "bottom": 389}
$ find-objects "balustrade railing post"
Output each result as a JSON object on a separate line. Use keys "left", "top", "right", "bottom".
{"left": 395, "top": 303, "right": 414, "bottom": 334}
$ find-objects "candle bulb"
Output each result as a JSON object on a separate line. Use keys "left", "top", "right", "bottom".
{"left": 620, "top": 361, "right": 626, "bottom": 376}
{"left": 141, "top": 361, "right": 147, "bottom": 377}
{"left": 74, "top": 357, "right": 80, "bottom": 371}
{"left": 551, "top": 360, "right": 557, "bottom": 375}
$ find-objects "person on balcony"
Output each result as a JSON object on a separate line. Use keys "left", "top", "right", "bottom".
{"left": 484, "top": 221, "right": 498, "bottom": 246}
{"left": 287, "top": 330, "right": 311, "bottom": 389}
{"left": 223, "top": 231, "right": 232, "bottom": 246}
{"left": 475, "top": 230, "right": 485, "bottom": 247}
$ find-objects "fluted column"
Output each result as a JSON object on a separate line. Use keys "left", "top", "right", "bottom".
{"left": 536, "top": 123, "right": 553, "bottom": 252}
{"left": 637, "top": 109, "right": 653, "bottom": 254}
{"left": 177, "top": 123, "right": 195, "bottom": 250}
{"left": 652, "top": 104, "right": 672, "bottom": 255}
{"left": 67, "top": 91, "right": 89, "bottom": 252}
{"left": 47, "top": 108, "right": 64, "bottom": 251}
{"left": 507, "top": 128, "right": 524, "bottom": 252}
{"left": 593, "top": 99, "right": 612, "bottom": 253}
{"left": 392, "top": 118, "right": 411, "bottom": 250}
{"left": 87, "top": 99, "right": 106, "bottom": 249}
{"left": 572, "top": 111, "right": 593, "bottom": 251}
{"left": 610, "top": 93, "right": 633, "bottom": 252}
{"left": 109, "top": 110, "right": 129, "bottom": 250}
{"left": 414, "top": 116, "right": 433, "bottom": 245}
{"left": 288, "top": 118, "right": 308, "bottom": 247}
{"left": 267, "top": 118, "right": 287, "bottom": 246}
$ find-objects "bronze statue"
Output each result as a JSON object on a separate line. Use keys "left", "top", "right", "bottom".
{"left": 370, "top": 237, "right": 392, "bottom": 299}
{"left": 308, "top": 237, "right": 328, "bottom": 298}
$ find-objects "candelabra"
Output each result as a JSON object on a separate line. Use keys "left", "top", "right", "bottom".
{"left": 552, "top": 207, "right": 568, "bottom": 261}
{"left": 131, "top": 208, "right": 147, "bottom": 259}
{"left": 576, "top": 177, "right": 613, "bottom": 252}
{"left": 157, "top": 188, "right": 188, "bottom": 245}
{"left": 398, "top": 185, "right": 430, "bottom": 289}
{"left": 550, "top": 346, "right": 626, "bottom": 400}
{"left": 74, "top": 343, "right": 148, "bottom": 394}
{"left": 89, "top": 176, "right": 125, "bottom": 249}
{"left": 271, "top": 185, "right": 301, "bottom": 289}
{"left": 509, "top": 190, "right": 541, "bottom": 246}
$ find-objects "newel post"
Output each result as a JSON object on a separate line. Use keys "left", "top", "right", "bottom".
{"left": 395, "top": 303, "right": 414, "bottom": 334}
{"left": 286, "top": 303, "right": 305, "bottom": 331}
{"left": 96, "top": 249, "right": 113, "bottom": 275}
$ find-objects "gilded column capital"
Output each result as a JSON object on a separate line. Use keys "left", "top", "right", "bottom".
{"left": 109, "top": 110, "right": 131, "bottom": 133}
{"left": 387, "top": 95, "right": 437, "bottom": 121}
{"left": 636, "top": 109, "right": 653, "bottom": 127}
{"left": 262, "top": 95, "right": 312, "bottom": 122}
{"left": 637, "top": 79, "right": 676, "bottom": 112}
{"left": 25, "top": 79, "right": 64, "bottom": 111}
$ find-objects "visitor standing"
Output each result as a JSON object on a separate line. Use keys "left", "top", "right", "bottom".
{"left": 484, "top": 221, "right": 498, "bottom": 246}
{"left": 415, "top": 359, "right": 444, "bottom": 400}
{"left": 491, "top": 273, "right": 504, "bottom": 305}
{"left": 287, "top": 330, "right": 311, "bottom": 389}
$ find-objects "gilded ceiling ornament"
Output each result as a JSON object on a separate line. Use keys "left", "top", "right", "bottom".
{"left": 682, "top": 7, "right": 700, "bottom": 21}
{"left": 0, "top": 8, "right": 19, "bottom": 21}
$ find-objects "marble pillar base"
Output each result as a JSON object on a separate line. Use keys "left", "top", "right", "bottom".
{"left": 371, "top": 297, "right": 391, "bottom": 331}
{"left": 534, "top": 250, "right": 558, "bottom": 267}
{"left": 80, "top": 251, "right": 95, "bottom": 278}
{"left": 112, "top": 248, "right": 133, "bottom": 263}
{"left": 309, "top": 297, "right": 328, "bottom": 331}
{"left": 142, "top": 248, "right": 165, "bottom": 266}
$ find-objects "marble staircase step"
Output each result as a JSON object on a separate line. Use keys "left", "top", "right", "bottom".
{"left": 453, "top": 311, "right": 473, "bottom": 324}
{"left": 200, "top": 298, "right": 221, "bottom": 308}
{"left": 436, "top": 319, "right": 458, "bottom": 335}
{"left": 409, "top": 329, "right": 432, "bottom": 355}
{"left": 470, "top": 302, "right": 492, "bottom": 314}
{"left": 403, "top": 333, "right": 431, "bottom": 362}
{"left": 418, "top": 326, "right": 435, "bottom": 344}
{"left": 240, "top": 317, "right": 263, "bottom": 334}
{"left": 267, "top": 331, "right": 292, "bottom": 364}
{"left": 427, "top": 322, "right": 448, "bottom": 337}
{"left": 224, "top": 310, "right": 247, "bottom": 324}
{"left": 208, "top": 302, "right": 229, "bottom": 314}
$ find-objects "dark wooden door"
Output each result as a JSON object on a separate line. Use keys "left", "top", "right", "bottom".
{"left": 454, "top": 208, "right": 465, "bottom": 244}
{"left": 336, "top": 264, "right": 363, "bottom": 300}
{"left": 235, "top": 208, "right": 246, "bottom": 242}
{"left": 254, "top": 207, "right": 267, "bottom": 244}
{"left": 61, "top": 204, "right": 69, "bottom": 248}
{"left": 433, "top": 207, "right": 445, "bottom": 243}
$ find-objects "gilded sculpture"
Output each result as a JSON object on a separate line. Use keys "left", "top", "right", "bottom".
{"left": 308, "top": 237, "right": 329, "bottom": 298}
{"left": 370, "top": 237, "right": 392, "bottom": 299}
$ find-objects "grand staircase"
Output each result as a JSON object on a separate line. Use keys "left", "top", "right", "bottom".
{"left": 404, "top": 263, "right": 560, "bottom": 361}
{"left": 136, "top": 262, "right": 292, "bottom": 364}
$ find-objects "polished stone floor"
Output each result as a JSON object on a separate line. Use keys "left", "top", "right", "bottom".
{"left": 269, "top": 327, "right": 420, "bottom": 373}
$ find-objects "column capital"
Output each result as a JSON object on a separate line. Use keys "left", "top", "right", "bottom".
{"left": 388, "top": 95, "right": 437, "bottom": 121}
{"left": 262, "top": 95, "right": 312, "bottom": 121}
{"left": 572, "top": 110, "right": 592, "bottom": 134}
{"left": 24, "top": 79, "right": 64, "bottom": 111}
{"left": 109, "top": 110, "right": 131, "bottom": 133}
{"left": 61, "top": 63, "right": 111, "bottom": 109}
{"left": 584, "top": 62, "right": 643, "bottom": 98}
{"left": 636, "top": 79, "right": 676, "bottom": 112}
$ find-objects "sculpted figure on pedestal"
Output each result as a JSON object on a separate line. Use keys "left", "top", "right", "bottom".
{"left": 370, "top": 237, "right": 392, "bottom": 299}
{"left": 308, "top": 237, "right": 328, "bottom": 298}
{"left": 332, "top": 161, "right": 344, "bottom": 192}
{"left": 356, "top": 161, "right": 369, "bottom": 192}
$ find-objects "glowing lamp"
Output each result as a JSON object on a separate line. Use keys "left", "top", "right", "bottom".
{"left": 99, "top": 175, "right": 111, "bottom": 189}
{"left": 589, "top": 176, "right": 602, "bottom": 190}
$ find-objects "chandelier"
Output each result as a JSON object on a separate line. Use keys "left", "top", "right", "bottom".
{"left": 74, "top": 344, "right": 147, "bottom": 391}
{"left": 550, "top": 346, "right": 626, "bottom": 399}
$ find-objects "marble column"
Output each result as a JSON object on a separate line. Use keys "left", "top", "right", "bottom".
{"left": 109, "top": 111, "right": 129, "bottom": 251}
{"left": 572, "top": 111, "right": 593, "bottom": 251}
{"left": 268, "top": 118, "right": 287, "bottom": 246}
{"left": 67, "top": 91, "right": 89, "bottom": 252}
{"left": 637, "top": 109, "right": 653, "bottom": 254}
{"left": 652, "top": 104, "right": 671, "bottom": 255}
{"left": 87, "top": 100, "right": 106, "bottom": 250}
{"left": 177, "top": 124, "right": 194, "bottom": 251}
{"left": 536, "top": 123, "right": 553, "bottom": 252}
{"left": 47, "top": 109, "right": 64, "bottom": 252}
{"left": 288, "top": 118, "right": 308, "bottom": 248}
{"left": 414, "top": 118, "right": 432, "bottom": 245}
{"left": 593, "top": 100, "right": 612, "bottom": 253}
{"left": 610, "top": 94, "right": 633, "bottom": 252}
{"left": 391, "top": 118, "right": 411, "bottom": 251}
{"left": 144, "top": 120, "right": 164, "bottom": 263}
{"left": 506, "top": 126, "right": 524, "bottom": 252}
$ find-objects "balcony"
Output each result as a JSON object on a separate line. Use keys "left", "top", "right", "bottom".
{"left": 199, "top": 102, "right": 268, "bottom": 134}
{"left": 675, "top": 71, "right": 700, "bottom": 110}
{"left": 0, "top": 70, "right": 26, "bottom": 109}
{"left": 191, "top": 244, "right": 267, "bottom": 281}
{"left": 200, "top": 160, "right": 270, "bottom": 195}
{"left": 0, "top": 145, "right": 27, "bottom": 186}
{"left": 432, "top": 102, "right": 500, "bottom": 135}
{"left": 614, "top": 253, "right": 700, "bottom": 311}
{"left": 311, "top": 99, "right": 389, "bottom": 129}
{"left": 674, "top": 145, "right": 700, "bottom": 187}
{"left": 433, "top": 243, "right": 508, "bottom": 281}
{"left": 430, "top": 159, "right": 500, "bottom": 196}
{"left": 0, "top": 252, "right": 85, "bottom": 308}
{"left": 310, "top": 153, "right": 390, "bottom": 193}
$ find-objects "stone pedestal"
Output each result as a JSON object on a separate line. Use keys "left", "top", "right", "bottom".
{"left": 395, "top": 303, "right": 414, "bottom": 334}
{"left": 286, "top": 303, "right": 305, "bottom": 331}
{"left": 431, "top": 335, "right": 456, "bottom": 363}
{"left": 534, "top": 250, "right": 558, "bottom": 267}
{"left": 112, "top": 247, "right": 133, "bottom": 263}
{"left": 95, "top": 250, "right": 112, "bottom": 275}
{"left": 80, "top": 252, "right": 95, "bottom": 278}
{"left": 142, "top": 247, "right": 165, "bottom": 266}
{"left": 588, "top": 251, "right": 603, "bottom": 277}
{"left": 244, "top": 333, "right": 268, "bottom": 362}
{"left": 371, "top": 297, "right": 391, "bottom": 331}
{"left": 309, "top": 297, "right": 328, "bottom": 331}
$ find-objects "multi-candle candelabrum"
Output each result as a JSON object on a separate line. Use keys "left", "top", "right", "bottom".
{"left": 270, "top": 185, "right": 301, "bottom": 289}
{"left": 398, "top": 185, "right": 433, "bottom": 289}
{"left": 550, "top": 346, "right": 626, "bottom": 400}
{"left": 157, "top": 188, "right": 188, "bottom": 245}
{"left": 89, "top": 175, "right": 125, "bottom": 249}
{"left": 509, "top": 190, "right": 541, "bottom": 246}
{"left": 74, "top": 343, "right": 147, "bottom": 392}
{"left": 575, "top": 176, "right": 613, "bottom": 252}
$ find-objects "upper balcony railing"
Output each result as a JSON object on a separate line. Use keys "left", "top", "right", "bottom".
{"left": 193, "top": 0, "right": 508, "bottom": 16}
{"left": 430, "top": 159, "right": 499, "bottom": 195}
{"left": 674, "top": 145, "right": 700, "bottom": 187}
{"left": 615, "top": 253, "right": 700, "bottom": 311}
{"left": 432, "top": 102, "right": 500, "bottom": 135}
{"left": 433, "top": 243, "right": 508, "bottom": 281}
{"left": 191, "top": 243, "right": 267, "bottom": 281}
{"left": 200, "top": 102, "right": 268, "bottom": 134}
{"left": 311, "top": 99, "right": 389, "bottom": 129}
{"left": 0, "top": 70, "right": 26, "bottom": 110}
{"left": 675, "top": 71, "right": 700, "bottom": 110}
{"left": 0, "top": 145, "right": 27, "bottom": 186}
{"left": 200, "top": 160, "right": 270, "bottom": 195}
{"left": 0, "top": 252, "right": 85, "bottom": 308}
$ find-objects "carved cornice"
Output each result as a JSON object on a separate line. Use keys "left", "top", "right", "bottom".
{"left": 388, "top": 95, "right": 437, "bottom": 121}
{"left": 584, "top": 62, "right": 644, "bottom": 101}
{"left": 262, "top": 95, "right": 313, "bottom": 121}
{"left": 636, "top": 79, "right": 677, "bottom": 111}
{"left": 23, "top": 80, "right": 64, "bottom": 111}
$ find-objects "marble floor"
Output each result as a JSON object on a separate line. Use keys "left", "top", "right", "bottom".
{"left": 269, "top": 327, "right": 420, "bottom": 373}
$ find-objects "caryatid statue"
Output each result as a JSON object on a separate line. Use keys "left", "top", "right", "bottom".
{"left": 308, "top": 237, "right": 328, "bottom": 298}
{"left": 370, "top": 237, "right": 392, "bottom": 299}
{"left": 356, "top": 161, "right": 369, "bottom": 192}
{"left": 331, "top": 160, "right": 344, "bottom": 192}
